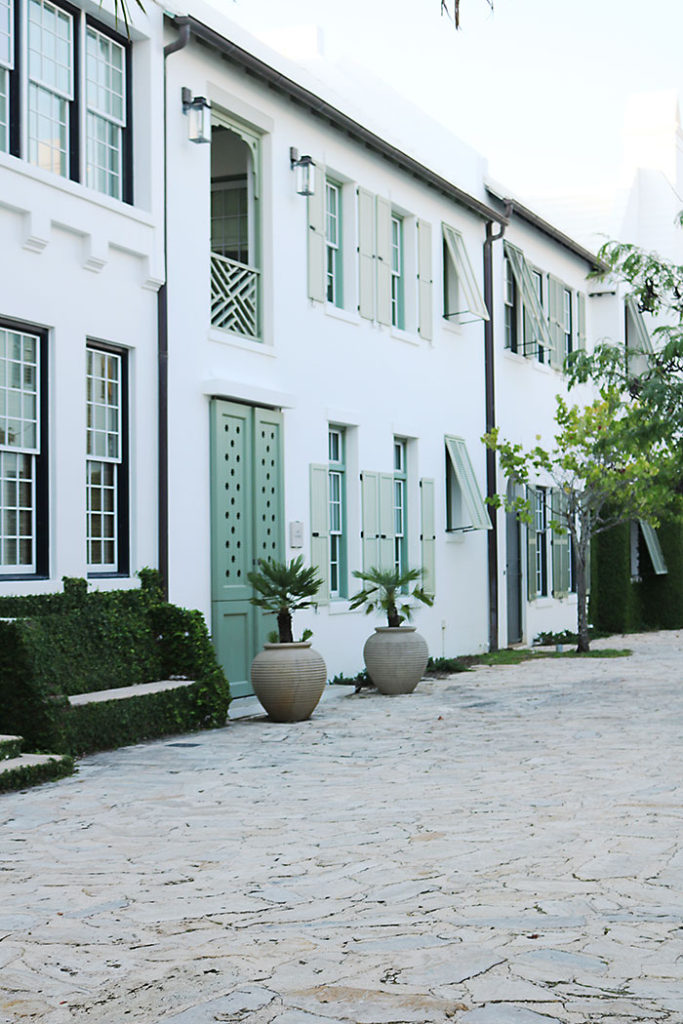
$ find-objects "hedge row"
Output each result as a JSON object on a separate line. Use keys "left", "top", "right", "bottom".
{"left": 0, "top": 572, "right": 230, "bottom": 756}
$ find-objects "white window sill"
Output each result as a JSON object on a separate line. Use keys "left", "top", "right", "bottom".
{"left": 441, "top": 318, "right": 464, "bottom": 338}
{"left": 325, "top": 304, "right": 360, "bottom": 327}
{"left": 530, "top": 596, "right": 553, "bottom": 608}
{"left": 390, "top": 326, "right": 420, "bottom": 346}
{"left": 208, "top": 328, "right": 276, "bottom": 356}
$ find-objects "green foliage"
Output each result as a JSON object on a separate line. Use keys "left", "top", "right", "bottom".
{"left": 329, "top": 669, "right": 371, "bottom": 688}
{"left": 247, "top": 556, "right": 322, "bottom": 642}
{"left": 425, "top": 656, "right": 470, "bottom": 675}
{"left": 0, "top": 754, "right": 74, "bottom": 794}
{"left": 0, "top": 577, "right": 230, "bottom": 755}
{"left": 350, "top": 566, "right": 434, "bottom": 628}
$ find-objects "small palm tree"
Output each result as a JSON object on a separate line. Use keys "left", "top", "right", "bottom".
{"left": 247, "top": 556, "right": 322, "bottom": 643}
{"left": 349, "top": 567, "right": 433, "bottom": 628}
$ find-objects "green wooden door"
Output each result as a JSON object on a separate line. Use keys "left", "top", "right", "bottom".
{"left": 210, "top": 399, "right": 284, "bottom": 696}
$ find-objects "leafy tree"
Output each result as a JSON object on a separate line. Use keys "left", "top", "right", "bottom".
{"left": 484, "top": 389, "right": 682, "bottom": 652}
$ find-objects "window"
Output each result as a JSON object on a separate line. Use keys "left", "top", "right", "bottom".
{"left": 445, "top": 435, "right": 491, "bottom": 532}
{"left": 563, "top": 288, "right": 573, "bottom": 357}
{"left": 86, "top": 345, "right": 127, "bottom": 574}
{"left": 328, "top": 426, "right": 346, "bottom": 597}
{"left": 390, "top": 214, "right": 404, "bottom": 329}
{"left": 442, "top": 224, "right": 489, "bottom": 324}
{"left": 393, "top": 438, "right": 407, "bottom": 577}
{"left": 534, "top": 487, "right": 548, "bottom": 596}
{"left": 325, "top": 179, "right": 342, "bottom": 307}
{"left": 504, "top": 257, "right": 518, "bottom": 352}
{"left": 0, "top": 322, "right": 46, "bottom": 576}
{"left": 5, "top": 0, "right": 131, "bottom": 201}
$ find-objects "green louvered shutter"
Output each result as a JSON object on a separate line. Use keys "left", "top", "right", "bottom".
{"left": 358, "top": 187, "right": 375, "bottom": 320}
{"left": 420, "top": 478, "right": 436, "bottom": 596}
{"left": 577, "top": 292, "right": 587, "bottom": 351}
{"left": 378, "top": 472, "right": 395, "bottom": 570}
{"left": 361, "top": 470, "right": 380, "bottom": 571}
{"left": 376, "top": 196, "right": 393, "bottom": 326}
{"left": 310, "top": 463, "right": 330, "bottom": 604}
{"left": 639, "top": 521, "right": 668, "bottom": 575}
{"left": 551, "top": 488, "right": 569, "bottom": 598}
{"left": 526, "top": 485, "right": 538, "bottom": 600}
{"left": 547, "top": 275, "right": 565, "bottom": 369}
{"left": 307, "top": 165, "right": 326, "bottom": 303}
{"left": 417, "top": 219, "right": 433, "bottom": 341}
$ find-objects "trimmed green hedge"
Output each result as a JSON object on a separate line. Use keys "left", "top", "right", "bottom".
{"left": 0, "top": 572, "right": 230, "bottom": 755}
{"left": 0, "top": 754, "right": 75, "bottom": 794}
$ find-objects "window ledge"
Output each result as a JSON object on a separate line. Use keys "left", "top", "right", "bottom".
{"left": 208, "top": 328, "right": 275, "bottom": 356}
{"left": 530, "top": 597, "right": 553, "bottom": 608}
{"left": 325, "top": 304, "right": 360, "bottom": 327}
{"left": 441, "top": 318, "right": 464, "bottom": 338}
{"left": 390, "top": 326, "right": 420, "bottom": 346}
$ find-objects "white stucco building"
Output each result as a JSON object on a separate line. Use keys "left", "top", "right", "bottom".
{"left": 0, "top": 0, "right": 638, "bottom": 696}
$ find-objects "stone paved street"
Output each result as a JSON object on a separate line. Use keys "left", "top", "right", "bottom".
{"left": 2, "top": 630, "right": 683, "bottom": 1024}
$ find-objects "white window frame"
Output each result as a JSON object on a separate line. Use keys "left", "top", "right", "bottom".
{"left": 325, "top": 179, "right": 342, "bottom": 308}
{"left": 393, "top": 438, "right": 407, "bottom": 577}
{"left": 85, "top": 25, "right": 126, "bottom": 199}
{"left": 390, "top": 214, "right": 404, "bottom": 329}
{"left": 86, "top": 346, "right": 122, "bottom": 573}
{"left": 328, "top": 426, "right": 346, "bottom": 598}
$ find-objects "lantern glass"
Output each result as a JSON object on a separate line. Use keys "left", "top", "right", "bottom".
{"left": 296, "top": 158, "right": 315, "bottom": 196}
{"left": 188, "top": 100, "right": 211, "bottom": 144}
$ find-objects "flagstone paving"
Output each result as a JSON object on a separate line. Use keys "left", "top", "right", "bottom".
{"left": 2, "top": 630, "right": 683, "bottom": 1023}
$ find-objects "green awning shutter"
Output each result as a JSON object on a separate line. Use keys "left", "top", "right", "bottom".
{"left": 310, "top": 463, "right": 330, "bottom": 604}
{"left": 576, "top": 291, "right": 587, "bottom": 351}
{"left": 417, "top": 219, "right": 433, "bottom": 340}
{"left": 379, "top": 472, "right": 395, "bottom": 571}
{"left": 625, "top": 295, "right": 653, "bottom": 378}
{"left": 526, "top": 485, "right": 537, "bottom": 600}
{"left": 307, "top": 163, "right": 325, "bottom": 303}
{"left": 443, "top": 224, "right": 489, "bottom": 323}
{"left": 547, "top": 274, "right": 565, "bottom": 369}
{"left": 361, "top": 470, "right": 380, "bottom": 571}
{"left": 420, "top": 477, "right": 436, "bottom": 596}
{"left": 551, "top": 488, "right": 570, "bottom": 598}
{"left": 376, "top": 196, "right": 393, "bottom": 326}
{"left": 639, "top": 520, "right": 668, "bottom": 575}
{"left": 444, "top": 436, "right": 491, "bottom": 531}
{"left": 358, "top": 187, "right": 375, "bottom": 320}
{"left": 504, "top": 241, "right": 552, "bottom": 356}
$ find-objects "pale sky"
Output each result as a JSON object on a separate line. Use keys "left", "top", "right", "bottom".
{"left": 218, "top": 0, "right": 683, "bottom": 205}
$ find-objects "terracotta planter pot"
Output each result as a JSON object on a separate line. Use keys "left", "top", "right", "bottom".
{"left": 363, "top": 626, "right": 428, "bottom": 695}
{"left": 250, "top": 641, "right": 327, "bottom": 722}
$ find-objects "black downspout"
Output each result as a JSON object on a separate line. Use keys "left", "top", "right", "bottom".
{"left": 483, "top": 207, "right": 511, "bottom": 652}
{"left": 158, "top": 23, "right": 191, "bottom": 600}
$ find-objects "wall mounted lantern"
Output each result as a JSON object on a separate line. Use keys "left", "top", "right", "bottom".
{"left": 289, "top": 147, "right": 316, "bottom": 196}
{"left": 182, "top": 87, "right": 211, "bottom": 144}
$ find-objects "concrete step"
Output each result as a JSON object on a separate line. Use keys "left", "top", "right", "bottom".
{"left": 0, "top": 734, "right": 23, "bottom": 760}
{"left": 0, "top": 752, "right": 74, "bottom": 793}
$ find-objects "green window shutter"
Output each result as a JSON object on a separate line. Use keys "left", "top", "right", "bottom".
{"left": 376, "top": 195, "right": 393, "bottom": 326}
{"left": 361, "top": 470, "right": 380, "bottom": 571}
{"left": 577, "top": 291, "right": 587, "bottom": 351}
{"left": 307, "top": 164, "right": 326, "bottom": 303}
{"left": 420, "top": 477, "right": 436, "bottom": 596}
{"left": 547, "top": 274, "right": 565, "bottom": 369}
{"left": 378, "top": 471, "right": 395, "bottom": 571}
{"left": 504, "top": 241, "right": 552, "bottom": 355}
{"left": 639, "top": 520, "right": 668, "bottom": 575}
{"left": 417, "top": 219, "right": 433, "bottom": 340}
{"left": 625, "top": 295, "right": 653, "bottom": 378}
{"left": 550, "top": 488, "right": 569, "bottom": 598}
{"left": 444, "top": 435, "right": 491, "bottom": 531}
{"left": 310, "top": 463, "right": 330, "bottom": 604}
{"left": 443, "top": 224, "right": 489, "bottom": 322}
{"left": 526, "top": 485, "right": 538, "bottom": 600}
{"left": 358, "top": 187, "right": 376, "bottom": 320}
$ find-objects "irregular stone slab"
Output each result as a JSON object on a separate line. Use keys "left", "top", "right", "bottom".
{"left": 460, "top": 1006, "right": 565, "bottom": 1023}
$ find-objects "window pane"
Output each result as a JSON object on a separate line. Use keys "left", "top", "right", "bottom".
{"left": 28, "top": 82, "right": 68, "bottom": 175}
{"left": 87, "top": 459, "right": 117, "bottom": 569}
{"left": 0, "top": 68, "right": 7, "bottom": 154}
{"left": 86, "top": 28, "right": 125, "bottom": 123}
{"left": 28, "top": 0, "right": 73, "bottom": 98}
{"left": 0, "top": 328, "right": 40, "bottom": 454}
{"left": 86, "top": 112, "right": 122, "bottom": 199}
{"left": 0, "top": 0, "right": 12, "bottom": 70}
{"left": 0, "top": 451, "right": 35, "bottom": 572}
{"left": 86, "top": 349, "right": 121, "bottom": 463}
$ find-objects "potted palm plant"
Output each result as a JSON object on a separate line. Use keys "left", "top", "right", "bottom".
{"left": 349, "top": 567, "right": 433, "bottom": 694}
{"left": 247, "top": 556, "right": 326, "bottom": 722}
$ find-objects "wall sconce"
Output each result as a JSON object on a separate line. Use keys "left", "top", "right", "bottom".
{"left": 290, "top": 147, "right": 316, "bottom": 196}
{"left": 182, "top": 87, "right": 211, "bottom": 144}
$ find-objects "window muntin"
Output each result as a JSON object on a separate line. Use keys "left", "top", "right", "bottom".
{"left": 390, "top": 214, "right": 404, "bottom": 329}
{"left": 564, "top": 288, "right": 573, "bottom": 356}
{"left": 0, "top": 327, "right": 41, "bottom": 574}
{"left": 0, "top": 0, "right": 12, "bottom": 153}
{"left": 328, "top": 427, "right": 345, "bottom": 597}
{"left": 85, "top": 26, "right": 126, "bottom": 199}
{"left": 27, "top": 0, "right": 72, "bottom": 177}
{"left": 86, "top": 347, "right": 122, "bottom": 573}
{"left": 325, "top": 179, "right": 342, "bottom": 307}
{"left": 504, "top": 258, "right": 518, "bottom": 352}
{"left": 393, "top": 438, "right": 407, "bottom": 577}
{"left": 535, "top": 487, "right": 548, "bottom": 596}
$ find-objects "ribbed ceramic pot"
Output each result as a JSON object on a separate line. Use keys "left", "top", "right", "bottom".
{"left": 363, "top": 626, "right": 429, "bottom": 695}
{"left": 250, "top": 641, "right": 327, "bottom": 722}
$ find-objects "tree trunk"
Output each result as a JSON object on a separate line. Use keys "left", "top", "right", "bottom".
{"left": 277, "top": 609, "right": 293, "bottom": 644}
{"left": 575, "top": 534, "right": 590, "bottom": 653}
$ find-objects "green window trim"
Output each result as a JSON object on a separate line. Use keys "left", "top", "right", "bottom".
{"left": 443, "top": 224, "right": 489, "bottom": 323}
{"left": 328, "top": 427, "right": 347, "bottom": 598}
{"left": 445, "top": 435, "right": 491, "bottom": 532}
